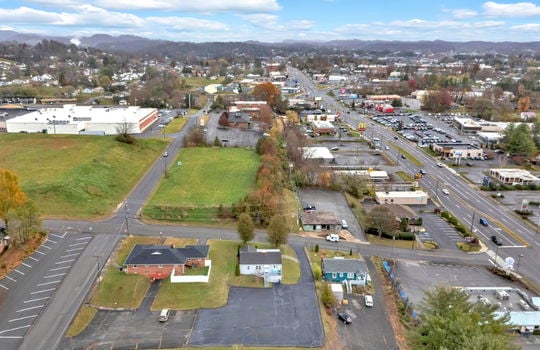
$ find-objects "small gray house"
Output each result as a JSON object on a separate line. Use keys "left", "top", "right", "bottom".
{"left": 239, "top": 245, "right": 282, "bottom": 283}
{"left": 300, "top": 211, "right": 341, "bottom": 232}
{"left": 322, "top": 257, "right": 370, "bottom": 286}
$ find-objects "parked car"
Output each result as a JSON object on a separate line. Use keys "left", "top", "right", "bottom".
{"left": 303, "top": 205, "right": 316, "bottom": 213}
{"left": 436, "top": 162, "right": 444, "bottom": 167}
{"left": 365, "top": 295, "right": 374, "bottom": 307}
{"left": 337, "top": 312, "right": 352, "bottom": 324}
{"left": 341, "top": 220, "right": 348, "bottom": 229}
{"left": 326, "top": 233, "right": 340, "bottom": 242}
{"left": 158, "top": 308, "right": 170, "bottom": 322}
{"left": 420, "top": 169, "right": 427, "bottom": 175}
{"left": 466, "top": 162, "right": 473, "bottom": 167}
{"left": 479, "top": 218, "right": 489, "bottom": 226}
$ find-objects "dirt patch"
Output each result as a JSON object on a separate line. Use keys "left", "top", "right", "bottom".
{"left": 0, "top": 233, "right": 46, "bottom": 279}
{"left": 293, "top": 230, "right": 366, "bottom": 244}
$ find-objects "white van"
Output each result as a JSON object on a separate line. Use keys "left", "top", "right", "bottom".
{"left": 341, "top": 220, "right": 348, "bottom": 229}
{"left": 326, "top": 233, "right": 339, "bottom": 242}
{"left": 158, "top": 308, "right": 170, "bottom": 322}
{"left": 365, "top": 295, "right": 373, "bottom": 307}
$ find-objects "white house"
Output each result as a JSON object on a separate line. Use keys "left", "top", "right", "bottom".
{"left": 239, "top": 245, "right": 282, "bottom": 283}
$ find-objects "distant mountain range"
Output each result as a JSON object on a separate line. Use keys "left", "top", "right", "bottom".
{"left": 1, "top": 30, "right": 539, "bottom": 57}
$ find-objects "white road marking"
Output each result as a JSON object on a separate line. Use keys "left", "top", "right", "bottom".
{"left": 46, "top": 238, "right": 57, "bottom": 244}
{"left": 43, "top": 273, "right": 66, "bottom": 279}
{"left": 21, "top": 262, "right": 31, "bottom": 268}
{"left": 60, "top": 253, "right": 79, "bottom": 258}
{"left": 24, "top": 296, "right": 49, "bottom": 303}
{"left": 49, "top": 266, "right": 70, "bottom": 271}
{"left": 29, "top": 256, "right": 38, "bottom": 261}
{"left": 5, "top": 275, "right": 16, "bottom": 282}
{"left": 37, "top": 280, "right": 60, "bottom": 286}
{"left": 0, "top": 324, "right": 31, "bottom": 334}
{"left": 14, "top": 269, "right": 25, "bottom": 275}
{"left": 55, "top": 259, "right": 75, "bottom": 265}
{"left": 50, "top": 232, "right": 66, "bottom": 239}
{"left": 31, "top": 288, "right": 55, "bottom": 294}
{"left": 41, "top": 244, "right": 52, "bottom": 250}
{"left": 65, "top": 247, "right": 84, "bottom": 252}
{"left": 16, "top": 305, "right": 44, "bottom": 313}
{"left": 0, "top": 284, "right": 8, "bottom": 290}
{"left": 8, "top": 315, "right": 38, "bottom": 323}
{"left": 68, "top": 242, "right": 87, "bottom": 247}
{"left": 76, "top": 236, "right": 92, "bottom": 241}
{"left": 35, "top": 250, "right": 46, "bottom": 255}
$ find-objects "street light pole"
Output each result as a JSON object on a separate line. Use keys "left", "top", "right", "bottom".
{"left": 124, "top": 202, "right": 129, "bottom": 234}
{"left": 495, "top": 245, "right": 500, "bottom": 267}
{"left": 469, "top": 212, "right": 476, "bottom": 234}
{"left": 516, "top": 254, "right": 524, "bottom": 273}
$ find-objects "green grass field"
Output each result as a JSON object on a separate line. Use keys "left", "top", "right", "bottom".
{"left": 143, "top": 147, "right": 259, "bottom": 222}
{"left": 0, "top": 134, "right": 167, "bottom": 218}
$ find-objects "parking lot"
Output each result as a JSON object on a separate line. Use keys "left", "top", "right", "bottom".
{"left": 205, "top": 112, "right": 262, "bottom": 148}
{"left": 0, "top": 232, "right": 93, "bottom": 350}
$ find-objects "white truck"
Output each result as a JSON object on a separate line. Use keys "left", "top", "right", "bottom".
{"left": 326, "top": 233, "right": 339, "bottom": 242}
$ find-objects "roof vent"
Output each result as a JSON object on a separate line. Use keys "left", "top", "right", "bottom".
{"left": 151, "top": 251, "right": 162, "bottom": 255}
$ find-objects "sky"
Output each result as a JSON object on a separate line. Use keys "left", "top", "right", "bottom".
{"left": 0, "top": 0, "right": 539, "bottom": 43}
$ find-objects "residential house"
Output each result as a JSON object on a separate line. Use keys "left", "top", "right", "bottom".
{"left": 239, "top": 245, "right": 282, "bottom": 283}
{"left": 223, "top": 111, "right": 251, "bottom": 129}
{"left": 322, "top": 257, "right": 370, "bottom": 286}
{"left": 123, "top": 244, "right": 209, "bottom": 280}
{"left": 300, "top": 211, "right": 341, "bottom": 232}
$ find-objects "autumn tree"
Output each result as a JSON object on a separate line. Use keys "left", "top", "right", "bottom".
{"left": 365, "top": 205, "right": 399, "bottom": 238}
{"left": 253, "top": 82, "right": 281, "bottom": 110}
{"left": 258, "top": 104, "right": 274, "bottom": 131}
{"left": 267, "top": 214, "right": 289, "bottom": 247}
{"left": 0, "top": 169, "right": 28, "bottom": 231}
{"left": 237, "top": 212, "right": 255, "bottom": 244}
{"left": 9, "top": 200, "right": 41, "bottom": 245}
{"left": 218, "top": 112, "right": 229, "bottom": 127}
{"left": 408, "top": 286, "right": 517, "bottom": 350}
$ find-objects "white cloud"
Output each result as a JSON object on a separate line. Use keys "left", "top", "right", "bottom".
{"left": 0, "top": 7, "right": 61, "bottom": 24}
{"left": 93, "top": 0, "right": 281, "bottom": 12}
{"left": 482, "top": 1, "right": 540, "bottom": 17}
{"left": 239, "top": 13, "right": 280, "bottom": 29}
{"left": 452, "top": 9, "right": 478, "bottom": 18}
{"left": 473, "top": 21, "right": 505, "bottom": 28}
{"left": 288, "top": 20, "right": 314, "bottom": 30}
{"left": 511, "top": 23, "right": 540, "bottom": 31}
{"left": 148, "top": 17, "right": 228, "bottom": 32}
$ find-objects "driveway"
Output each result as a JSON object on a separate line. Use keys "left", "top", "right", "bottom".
{"left": 189, "top": 244, "right": 324, "bottom": 347}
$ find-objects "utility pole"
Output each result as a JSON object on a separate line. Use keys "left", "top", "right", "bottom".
{"left": 124, "top": 202, "right": 129, "bottom": 234}
{"left": 469, "top": 212, "right": 476, "bottom": 234}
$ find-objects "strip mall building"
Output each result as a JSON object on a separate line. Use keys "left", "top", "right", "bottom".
{"left": 5, "top": 104, "right": 158, "bottom": 135}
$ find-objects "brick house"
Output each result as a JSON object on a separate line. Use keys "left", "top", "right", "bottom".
{"left": 123, "top": 245, "right": 209, "bottom": 280}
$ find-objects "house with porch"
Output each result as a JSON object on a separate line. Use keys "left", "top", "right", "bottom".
{"left": 239, "top": 245, "right": 282, "bottom": 283}
{"left": 123, "top": 244, "right": 209, "bottom": 280}
{"left": 322, "top": 257, "right": 370, "bottom": 286}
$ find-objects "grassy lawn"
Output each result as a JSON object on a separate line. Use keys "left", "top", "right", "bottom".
{"left": 91, "top": 267, "right": 151, "bottom": 308}
{"left": 281, "top": 245, "right": 300, "bottom": 284}
{"left": 366, "top": 234, "right": 418, "bottom": 249}
{"left": 163, "top": 117, "right": 188, "bottom": 133}
{"left": 65, "top": 306, "right": 97, "bottom": 337}
{"left": 143, "top": 148, "right": 259, "bottom": 222}
{"left": 183, "top": 77, "right": 225, "bottom": 88}
{"left": 0, "top": 134, "right": 167, "bottom": 218}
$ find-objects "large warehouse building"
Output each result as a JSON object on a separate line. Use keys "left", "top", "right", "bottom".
{"left": 6, "top": 105, "right": 158, "bottom": 135}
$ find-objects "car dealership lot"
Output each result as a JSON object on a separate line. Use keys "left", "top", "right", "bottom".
{"left": 0, "top": 232, "right": 93, "bottom": 350}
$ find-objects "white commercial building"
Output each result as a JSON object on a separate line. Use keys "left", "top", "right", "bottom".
{"left": 6, "top": 105, "right": 158, "bottom": 135}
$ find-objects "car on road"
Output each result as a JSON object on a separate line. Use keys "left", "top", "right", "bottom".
{"left": 337, "top": 312, "right": 352, "bottom": 324}
{"left": 326, "top": 233, "right": 340, "bottom": 242}
{"left": 365, "top": 295, "right": 373, "bottom": 307}
{"left": 401, "top": 154, "right": 406, "bottom": 159}
{"left": 466, "top": 161, "right": 473, "bottom": 167}
{"left": 158, "top": 308, "right": 170, "bottom": 322}
{"left": 436, "top": 162, "right": 444, "bottom": 167}
{"left": 163, "top": 151, "right": 168, "bottom": 157}
{"left": 420, "top": 169, "right": 427, "bottom": 175}
{"left": 441, "top": 188, "right": 450, "bottom": 195}
{"left": 491, "top": 235, "right": 502, "bottom": 246}
{"left": 479, "top": 218, "right": 489, "bottom": 226}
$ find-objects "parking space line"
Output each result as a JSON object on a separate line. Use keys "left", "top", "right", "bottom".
{"left": 21, "top": 262, "right": 31, "bottom": 268}
{"left": 24, "top": 296, "right": 49, "bottom": 303}
{"left": 8, "top": 315, "right": 38, "bottom": 323}
{"left": 37, "top": 280, "right": 60, "bottom": 286}
{"left": 41, "top": 244, "right": 52, "bottom": 250}
{"left": 0, "top": 336, "right": 24, "bottom": 339}
{"left": 49, "top": 266, "right": 70, "bottom": 271}
{"left": 0, "top": 324, "right": 31, "bottom": 334}
{"left": 16, "top": 305, "right": 44, "bottom": 313}
{"left": 60, "top": 253, "right": 79, "bottom": 258}
{"left": 50, "top": 232, "right": 66, "bottom": 239}
{"left": 31, "top": 288, "right": 56, "bottom": 294}
{"left": 68, "top": 242, "right": 88, "bottom": 247}
{"left": 5, "top": 275, "right": 16, "bottom": 282}
{"left": 35, "top": 250, "right": 46, "bottom": 255}
{"left": 0, "top": 283, "right": 8, "bottom": 290}
{"left": 76, "top": 236, "right": 92, "bottom": 241}
{"left": 65, "top": 247, "right": 84, "bottom": 252}
{"left": 46, "top": 238, "right": 57, "bottom": 244}
{"left": 14, "top": 269, "right": 25, "bottom": 275}
{"left": 29, "top": 256, "right": 38, "bottom": 261}
{"left": 43, "top": 273, "right": 66, "bottom": 279}
{"left": 55, "top": 259, "right": 76, "bottom": 264}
